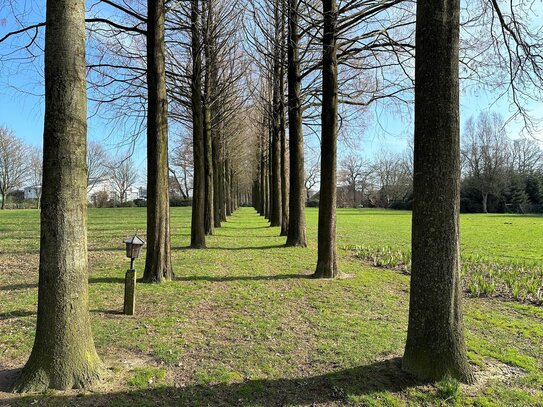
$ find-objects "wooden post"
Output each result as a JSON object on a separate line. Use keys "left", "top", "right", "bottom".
{"left": 124, "top": 269, "right": 136, "bottom": 315}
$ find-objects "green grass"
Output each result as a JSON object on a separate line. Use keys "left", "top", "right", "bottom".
{"left": 0, "top": 207, "right": 542, "bottom": 406}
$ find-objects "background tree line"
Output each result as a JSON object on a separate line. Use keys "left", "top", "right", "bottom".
{"left": 330, "top": 112, "right": 543, "bottom": 214}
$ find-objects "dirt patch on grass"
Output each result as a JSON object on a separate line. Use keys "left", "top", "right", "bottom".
{"left": 463, "top": 357, "right": 526, "bottom": 396}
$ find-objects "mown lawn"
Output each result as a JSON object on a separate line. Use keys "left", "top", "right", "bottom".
{"left": 0, "top": 207, "right": 542, "bottom": 406}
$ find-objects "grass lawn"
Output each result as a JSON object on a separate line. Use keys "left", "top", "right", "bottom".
{"left": 0, "top": 207, "right": 542, "bottom": 406}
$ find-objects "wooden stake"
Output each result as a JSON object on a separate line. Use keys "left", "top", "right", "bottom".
{"left": 124, "top": 269, "right": 136, "bottom": 315}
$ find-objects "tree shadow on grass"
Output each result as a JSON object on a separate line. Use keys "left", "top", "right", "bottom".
{"left": 0, "top": 368, "right": 21, "bottom": 392}
{"left": 88, "top": 277, "right": 125, "bottom": 285}
{"left": 0, "top": 310, "right": 35, "bottom": 321}
{"left": 175, "top": 273, "right": 311, "bottom": 283}
{"left": 0, "top": 283, "right": 37, "bottom": 291}
{"left": 0, "top": 358, "right": 422, "bottom": 406}
{"left": 173, "top": 244, "right": 285, "bottom": 251}
{"left": 205, "top": 244, "right": 286, "bottom": 251}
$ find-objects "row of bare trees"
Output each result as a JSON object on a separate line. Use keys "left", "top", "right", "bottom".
{"left": 1, "top": 0, "right": 542, "bottom": 395}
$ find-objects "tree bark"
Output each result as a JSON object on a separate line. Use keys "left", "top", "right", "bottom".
{"left": 269, "top": 0, "right": 282, "bottom": 227}
{"left": 203, "top": 97, "right": 214, "bottom": 235}
{"left": 482, "top": 192, "right": 488, "bottom": 213}
{"left": 314, "top": 0, "right": 338, "bottom": 278}
{"left": 225, "top": 158, "right": 232, "bottom": 216}
{"left": 259, "top": 133, "right": 267, "bottom": 216}
{"left": 203, "top": 2, "right": 214, "bottom": 235}
{"left": 143, "top": 0, "right": 173, "bottom": 282}
{"left": 279, "top": 0, "right": 289, "bottom": 236}
{"left": 212, "top": 131, "right": 221, "bottom": 227}
{"left": 13, "top": 0, "right": 103, "bottom": 391}
{"left": 190, "top": 0, "right": 206, "bottom": 249}
{"left": 285, "top": 0, "right": 307, "bottom": 247}
{"left": 402, "top": 0, "right": 474, "bottom": 383}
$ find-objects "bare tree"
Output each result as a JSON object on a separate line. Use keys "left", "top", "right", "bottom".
{"left": 304, "top": 157, "right": 320, "bottom": 200}
{"left": 370, "top": 151, "right": 412, "bottom": 208}
{"left": 510, "top": 137, "right": 543, "bottom": 175}
{"left": 87, "top": 141, "right": 109, "bottom": 193}
{"left": 0, "top": 126, "right": 29, "bottom": 209}
{"left": 339, "top": 154, "right": 368, "bottom": 207}
{"left": 171, "top": 134, "right": 194, "bottom": 199}
{"left": 13, "top": 0, "right": 103, "bottom": 391}
{"left": 109, "top": 155, "right": 138, "bottom": 203}
{"left": 29, "top": 147, "right": 43, "bottom": 209}
{"left": 461, "top": 112, "right": 511, "bottom": 213}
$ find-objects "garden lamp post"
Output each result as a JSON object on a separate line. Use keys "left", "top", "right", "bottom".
{"left": 124, "top": 235, "right": 145, "bottom": 270}
{"left": 123, "top": 234, "right": 145, "bottom": 315}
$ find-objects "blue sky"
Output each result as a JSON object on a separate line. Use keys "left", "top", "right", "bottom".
{"left": 1, "top": 2, "right": 541, "bottom": 176}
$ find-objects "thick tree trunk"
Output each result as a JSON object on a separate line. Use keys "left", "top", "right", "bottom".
{"left": 203, "top": 4, "right": 214, "bottom": 235}
{"left": 143, "top": 0, "right": 173, "bottom": 282}
{"left": 0, "top": 192, "right": 5, "bottom": 209}
{"left": 13, "top": 0, "right": 103, "bottom": 391}
{"left": 482, "top": 192, "right": 488, "bottom": 213}
{"left": 314, "top": 0, "right": 338, "bottom": 278}
{"left": 285, "top": 0, "right": 307, "bottom": 247}
{"left": 190, "top": 0, "right": 206, "bottom": 249}
{"left": 402, "top": 0, "right": 474, "bottom": 384}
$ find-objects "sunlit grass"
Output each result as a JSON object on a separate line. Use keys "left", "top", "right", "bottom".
{"left": 0, "top": 207, "right": 541, "bottom": 406}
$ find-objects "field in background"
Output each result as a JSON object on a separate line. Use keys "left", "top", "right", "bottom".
{"left": 0, "top": 207, "right": 542, "bottom": 406}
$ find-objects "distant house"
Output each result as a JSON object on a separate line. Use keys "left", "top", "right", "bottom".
{"left": 87, "top": 178, "right": 145, "bottom": 203}
{"left": 138, "top": 187, "right": 147, "bottom": 200}
{"left": 24, "top": 186, "right": 41, "bottom": 200}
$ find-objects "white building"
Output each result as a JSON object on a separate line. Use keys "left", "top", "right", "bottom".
{"left": 87, "top": 178, "right": 145, "bottom": 204}
{"left": 24, "top": 186, "right": 41, "bottom": 200}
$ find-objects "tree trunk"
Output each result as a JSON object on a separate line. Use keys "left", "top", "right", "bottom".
{"left": 402, "top": 0, "right": 473, "bottom": 383}
{"left": 143, "top": 0, "right": 173, "bottom": 282}
{"left": 270, "top": 0, "right": 282, "bottom": 227}
{"left": 203, "top": 3, "right": 214, "bottom": 235}
{"left": 190, "top": 0, "right": 206, "bottom": 249}
{"left": 1, "top": 192, "right": 5, "bottom": 209}
{"left": 259, "top": 135, "right": 266, "bottom": 216}
{"left": 279, "top": 0, "right": 289, "bottom": 236}
{"left": 212, "top": 132, "right": 221, "bottom": 228}
{"left": 225, "top": 159, "right": 232, "bottom": 216}
{"left": 285, "top": 0, "right": 307, "bottom": 247}
{"left": 203, "top": 99, "right": 214, "bottom": 235}
{"left": 314, "top": 0, "right": 338, "bottom": 278}
{"left": 13, "top": 0, "right": 103, "bottom": 391}
{"left": 482, "top": 192, "right": 488, "bottom": 213}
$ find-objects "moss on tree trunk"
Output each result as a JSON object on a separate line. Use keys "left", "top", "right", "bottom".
{"left": 314, "top": 0, "right": 339, "bottom": 278}
{"left": 402, "top": 0, "right": 474, "bottom": 384}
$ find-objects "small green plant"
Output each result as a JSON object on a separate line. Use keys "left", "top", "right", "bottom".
{"left": 127, "top": 367, "right": 168, "bottom": 388}
{"left": 436, "top": 376, "right": 461, "bottom": 403}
